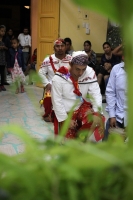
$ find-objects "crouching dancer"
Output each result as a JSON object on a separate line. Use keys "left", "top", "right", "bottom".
{"left": 51, "top": 51, "right": 105, "bottom": 142}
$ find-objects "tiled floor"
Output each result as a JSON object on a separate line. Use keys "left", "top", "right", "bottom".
{"left": 0, "top": 75, "right": 54, "bottom": 155}
{"left": 0, "top": 75, "right": 108, "bottom": 156}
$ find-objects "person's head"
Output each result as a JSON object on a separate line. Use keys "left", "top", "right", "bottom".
{"left": 70, "top": 51, "right": 88, "bottom": 80}
{"left": 53, "top": 38, "right": 66, "bottom": 56}
{"left": 11, "top": 38, "right": 19, "bottom": 49}
{"left": 83, "top": 40, "right": 92, "bottom": 52}
{"left": 23, "top": 27, "right": 29, "bottom": 35}
{"left": 103, "top": 42, "right": 112, "bottom": 54}
{"left": 0, "top": 25, "right": 6, "bottom": 37}
{"left": 7, "top": 28, "right": 13, "bottom": 36}
{"left": 64, "top": 37, "right": 72, "bottom": 51}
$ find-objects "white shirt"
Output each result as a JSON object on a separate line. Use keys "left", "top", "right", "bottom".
{"left": 18, "top": 33, "right": 31, "bottom": 52}
{"left": 39, "top": 54, "right": 72, "bottom": 87}
{"left": 51, "top": 66, "right": 102, "bottom": 122}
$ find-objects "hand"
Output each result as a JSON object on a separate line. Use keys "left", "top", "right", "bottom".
{"left": 110, "top": 117, "right": 117, "bottom": 127}
{"left": 90, "top": 115, "right": 104, "bottom": 134}
{"left": 104, "top": 63, "right": 112, "bottom": 71}
{"left": 69, "top": 120, "right": 77, "bottom": 129}
{"left": 91, "top": 115, "right": 103, "bottom": 130}
{"left": 45, "top": 83, "right": 51, "bottom": 92}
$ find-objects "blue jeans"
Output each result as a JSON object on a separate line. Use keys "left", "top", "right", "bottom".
{"left": 103, "top": 118, "right": 124, "bottom": 141}
{"left": 23, "top": 52, "right": 29, "bottom": 71}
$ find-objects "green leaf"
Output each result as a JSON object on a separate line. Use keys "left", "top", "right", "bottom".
{"left": 72, "top": 0, "right": 119, "bottom": 22}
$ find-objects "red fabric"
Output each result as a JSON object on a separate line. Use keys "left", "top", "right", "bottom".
{"left": 49, "top": 56, "right": 57, "bottom": 73}
{"left": 43, "top": 97, "right": 52, "bottom": 117}
{"left": 70, "top": 76, "right": 82, "bottom": 96}
{"left": 53, "top": 114, "right": 59, "bottom": 135}
{"left": 31, "top": 54, "right": 37, "bottom": 63}
{"left": 58, "top": 67, "right": 69, "bottom": 74}
{"left": 52, "top": 101, "right": 105, "bottom": 141}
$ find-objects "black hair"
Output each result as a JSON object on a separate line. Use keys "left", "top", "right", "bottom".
{"left": 23, "top": 27, "right": 29, "bottom": 31}
{"left": 103, "top": 42, "right": 111, "bottom": 48}
{"left": 64, "top": 37, "right": 72, "bottom": 45}
{"left": 7, "top": 28, "right": 13, "bottom": 32}
{"left": 11, "top": 37, "right": 19, "bottom": 43}
{"left": 0, "top": 25, "right": 6, "bottom": 29}
{"left": 83, "top": 40, "right": 91, "bottom": 46}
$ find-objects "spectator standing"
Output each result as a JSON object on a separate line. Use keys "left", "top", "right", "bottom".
{"left": 1, "top": 25, "right": 11, "bottom": 85}
{"left": 18, "top": 27, "right": 31, "bottom": 71}
{"left": 7, "top": 38, "right": 25, "bottom": 94}
{"left": 0, "top": 25, "right": 8, "bottom": 91}
{"left": 6, "top": 28, "right": 15, "bottom": 45}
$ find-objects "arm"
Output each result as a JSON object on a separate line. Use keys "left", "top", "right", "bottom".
{"left": 112, "top": 44, "right": 123, "bottom": 56}
{"left": 38, "top": 58, "right": 50, "bottom": 87}
{"left": 51, "top": 78, "right": 68, "bottom": 122}
{"left": 105, "top": 66, "right": 117, "bottom": 126}
{"left": 88, "top": 72, "right": 102, "bottom": 112}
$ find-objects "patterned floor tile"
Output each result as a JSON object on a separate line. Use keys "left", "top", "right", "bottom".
{"left": 0, "top": 84, "right": 54, "bottom": 156}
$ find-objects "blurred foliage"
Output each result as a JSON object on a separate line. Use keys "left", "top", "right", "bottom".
{"left": 0, "top": 124, "right": 132, "bottom": 200}
{"left": 0, "top": 0, "right": 133, "bottom": 199}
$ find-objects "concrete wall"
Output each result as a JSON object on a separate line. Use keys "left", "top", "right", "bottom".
{"left": 60, "top": 0, "right": 108, "bottom": 53}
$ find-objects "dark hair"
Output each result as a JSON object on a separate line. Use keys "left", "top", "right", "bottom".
{"left": 7, "top": 28, "right": 13, "bottom": 32}
{"left": 0, "top": 25, "right": 6, "bottom": 29}
{"left": 23, "top": 27, "right": 29, "bottom": 31}
{"left": 11, "top": 37, "right": 19, "bottom": 43}
{"left": 64, "top": 37, "right": 72, "bottom": 45}
{"left": 83, "top": 40, "right": 91, "bottom": 46}
{"left": 103, "top": 42, "right": 111, "bottom": 48}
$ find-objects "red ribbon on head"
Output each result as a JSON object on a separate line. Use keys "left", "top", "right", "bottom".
{"left": 54, "top": 38, "right": 65, "bottom": 46}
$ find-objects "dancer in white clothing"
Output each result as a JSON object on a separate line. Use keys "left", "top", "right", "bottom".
{"left": 39, "top": 38, "right": 71, "bottom": 122}
{"left": 51, "top": 51, "right": 105, "bottom": 142}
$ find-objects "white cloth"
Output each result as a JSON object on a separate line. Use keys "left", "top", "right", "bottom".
{"left": 39, "top": 54, "right": 72, "bottom": 87}
{"left": 18, "top": 33, "right": 31, "bottom": 52}
{"left": 72, "top": 51, "right": 87, "bottom": 58}
{"left": 51, "top": 66, "right": 102, "bottom": 122}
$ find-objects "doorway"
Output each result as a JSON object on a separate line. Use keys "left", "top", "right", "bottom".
{"left": 0, "top": 0, "right": 30, "bottom": 36}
